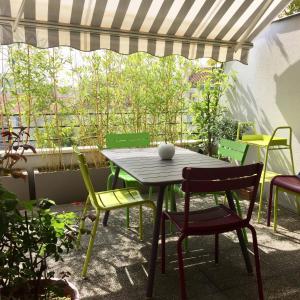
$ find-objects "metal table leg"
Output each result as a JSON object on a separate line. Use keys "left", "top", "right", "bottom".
{"left": 146, "top": 185, "right": 166, "bottom": 298}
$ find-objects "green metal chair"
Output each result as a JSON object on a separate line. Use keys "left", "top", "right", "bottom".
{"left": 217, "top": 139, "right": 249, "bottom": 221}
{"left": 105, "top": 132, "right": 153, "bottom": 228}
{"left": 218, "top": 138, "right": 249, "bottom": 165}
{"left": 106, "top": 132, "right": 150, "bottom": 191}
{"left": 75, "top": 149, "right": 156, "bottom": 277}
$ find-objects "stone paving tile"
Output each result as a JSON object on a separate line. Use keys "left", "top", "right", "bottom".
{"left": 51, "top": 198, "right": 300, "bottom": 300}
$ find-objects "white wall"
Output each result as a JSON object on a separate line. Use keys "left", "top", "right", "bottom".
{"left": 225, "top": 13, "right": 300, "bottom": 212}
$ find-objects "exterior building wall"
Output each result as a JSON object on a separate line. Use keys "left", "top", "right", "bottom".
{"left": 225, "top": 13, "right": 300, "bottom": 212}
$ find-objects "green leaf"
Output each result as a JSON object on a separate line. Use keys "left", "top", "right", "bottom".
{"left": 46, "top": 243, "right": 57, "bottom": 254}
{"left": 18, "top": 200, "right": 36, "bottom": 210}
{"left": 38, "top": 198, "right": 56, "bottom": 209}
{"left": 0, "top": 210, "right": 8, "bottom": 238}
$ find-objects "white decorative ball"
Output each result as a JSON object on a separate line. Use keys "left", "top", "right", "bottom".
{"left": 158, "top": 143, "right": 175, "bottom": 160}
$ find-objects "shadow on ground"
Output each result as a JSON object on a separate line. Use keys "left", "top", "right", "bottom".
{"left": 51, "top": 196, "right": 300, "bottom": 300}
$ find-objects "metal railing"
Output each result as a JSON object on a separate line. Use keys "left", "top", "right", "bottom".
{"left": 1, "top": 111, "right": 196, "bottom": 149}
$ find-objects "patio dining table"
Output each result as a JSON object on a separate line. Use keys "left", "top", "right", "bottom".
{"left": 101, "top": 146, "right": 253, "bottom": 298}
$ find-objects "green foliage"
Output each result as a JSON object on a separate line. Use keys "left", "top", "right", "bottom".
{"left": 0, "top": 187, "right": 78, "bottom": 299}
{"left": 0, "top": 127, "right": 36, "bottom": 178}
{"left": 209, "top": 114, "right": 239, "bottom": 145}
{"left": 3, "top": 45, "right": 75, "bottom": 153}
{"left": 1, "top": 46, "right": 192, "bottom": 158}
{"left": 72, "top": 51, "right": 191, "bottom": 146}
{"left": 1, "top": 45, "right": 241, "bottom": 166}
{"left": 191, "top": 67, "right": 237, "bottom": 156}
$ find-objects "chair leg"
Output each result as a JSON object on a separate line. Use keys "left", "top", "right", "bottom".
{"left": 232, "top": 192, "right": 243, "bottom": 217}
{"left": 77, "top": 196, "right": 90, "bottom": 248}
{"left": 273, "top": 187, "right": 279, "bottom": 232}
{"left": 82, "top": 210, "right": 101, "bottom": 277}
{"left": 177, "top": 234, "right": 187, "bottom": 300}
{"left": 149, "top": 186, "right": 153, "bottom": 200}
{"left": 258, "top": 151, "right": 269, "bottom": 223}
{"left": 170, "top": 185, "right": 187, "bottom": 250}
{"left": 164, "top": 186, "right": 169, "bottom": 211}
{"left": 170, "top": 185, "right": 177, "bottom": 212}
{"left": 236, "top": 228, "right": 253, "bottom": 274}
{"left": 267, "top": 181, "right": 275, "bottom": 227}
{"left": 247, "top": 224, "right": 264, "bottom": 300}
{"left": 226, "top": 191, "right": 252, "bottom": 274}
{"left": 232, "top": 192, "right": 248, "bottom": 243}
{"left": 106, "top": 173, "right": 113, "bottom": 190}
{"left": 213, "top": 193, "right": 218, "bottom": 205}
{"left": 215, "top": 234, "right": 219, "bottom": 264}
{"left": 169, "top": 186, "right": 177, "bottom": 234}
{"left": 124, "top": 181, "right": 130, "bottom": 228}
{"left": 164, "top": 186, "right": 174, "bottom": 234}
{"left": 296, "top": 196, "right": 300, "bottom": 215}
{"left": 139, "top": 205, "right": 143, "bottom": 241}
{"left": 126, "top": 207, "right": 130, "bottom": 228}
{"left": 183, "top": 238, "right": 189, "bottom": 252}
{"left": 161, "top": 213, "right": 166, "bottom": 274}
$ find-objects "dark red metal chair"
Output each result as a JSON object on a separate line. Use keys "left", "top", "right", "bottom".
{"left": 267, "top": 175, "right": 300, "bottom": 231}
{"left": 161, "top": 163, "right": 264, "bottom": 300}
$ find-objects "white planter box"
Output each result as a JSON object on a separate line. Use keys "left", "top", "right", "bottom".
{"left": 34, "top": 167, "right": 114, "bottom": 204}
{"left": 0, "top": 174, "right": 30, "bottom": 200}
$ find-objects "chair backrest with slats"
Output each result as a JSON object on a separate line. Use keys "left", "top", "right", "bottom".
{"left": 75, "top": 151, "right": 100, "bottom": 210}
{"left": 181, "top": 163, "right": 263, "bottom": 230}
{"left": 106, "top": 132, "right": 150, "bottom": 149}
{"left": 106, "top": 132, "right": 150, "bottom": 173}
{"left": 218, "top": 139, "right": 249, "bottom": 165}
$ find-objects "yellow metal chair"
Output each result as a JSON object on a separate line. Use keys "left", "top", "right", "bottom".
{"left": 237, "top": 123, "right": 295, "bottom": 222}
{"left": 75, "top": 150, "right": 156, "bottom": 277}
{"left": 267, "top": 175, "right": 300, "bottom": 231}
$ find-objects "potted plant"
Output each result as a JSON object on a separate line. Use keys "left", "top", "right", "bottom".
{"left": 191, "top": 66, "right": 237, "bottom": 156}
{"left": 0, "top": 127, "right": 36, "bottom": 176}
{"left": 0, "top": 187, "right": 80, "bottom": 300}
{"left": 0, "top": 127, "right": 36, "bottom": 200}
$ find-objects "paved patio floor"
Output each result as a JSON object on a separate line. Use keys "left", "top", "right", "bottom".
{"left": 51, "top": 195, "right": 300, "bottom": 300}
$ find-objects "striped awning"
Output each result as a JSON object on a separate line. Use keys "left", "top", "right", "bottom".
{"left": 0, "top": 0, "right": 292, "bottom": 64}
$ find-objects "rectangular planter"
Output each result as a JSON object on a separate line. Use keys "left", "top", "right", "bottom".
{"left": 0, "top": 174, "right": 30, "bottom": 201}
{"left": 34, "top": 167, "right": 120, "bottom": 204}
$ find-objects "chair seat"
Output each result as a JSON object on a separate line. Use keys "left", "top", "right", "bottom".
{"left": 273, "top": 175, "right": 300, "bottom": 193}
{"left": 95, "top": 188, "right": 150, "bottom": 210}
{"left": 164, "top": 204, "right": 244, "bottom": 234}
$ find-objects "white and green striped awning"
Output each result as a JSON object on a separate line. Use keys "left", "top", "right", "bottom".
{"left": 0, "top": 0, "right": 292, "bottom": 64}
